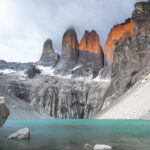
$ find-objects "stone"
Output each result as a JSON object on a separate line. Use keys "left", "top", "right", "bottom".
{"left": 0, "top": 97, "right": 10, "bottom": 127}
{"left": 93, "top": 144, "right": 112, "bottom": 150}
{"left": 8, "top": 127, "right": 30, "bottom": 140}
{"left": 39, "top": 39, "right": 60, "bottom": 66}
{"left": 25, "top": 65, "right": 41, "bottom": 78}
{"left": 84, "top": 143, "right": 92, "bottom": 149}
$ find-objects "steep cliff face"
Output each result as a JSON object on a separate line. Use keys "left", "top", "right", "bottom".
{"left": 104, "top": 19, "right": 134, "bottom": 65}
{"left": 3, "top": 75, "right": 109, "bottom": 119}
{"left": 79, "top": 30, "right": 102, "bottom": 54}
{"left": 39, "top": 39, "right": 60, "bottom": 66}
{"left": 54, "top": 28, "right": 79, "bottom": 75}
{"left": 132, "top": 0, "right": 150, "bottom": 31}
{"left": 101, "top": 0, "right": 150, "bottom": 110}
{"left": 72, "top": 30, "right": 104, "bottom": 78}
{"left": 61, "top": 28, "right": 79, "bottom": 58}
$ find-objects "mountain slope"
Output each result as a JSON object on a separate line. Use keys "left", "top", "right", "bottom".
{"left": 96, "top": 70, "right": 150, "bottom": 119}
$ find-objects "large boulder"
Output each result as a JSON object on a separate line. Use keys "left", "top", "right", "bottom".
{"left": 25, "top": 65, "right": 41, "bottom": 78}
{"left": 0, "top": 97, "right": 10, "bottom": 127}
{"left": 93, "top": 144, "right": 112, "bottom": 150}
{"left": 8, "top": 127, "right": 30, "bottom": 140}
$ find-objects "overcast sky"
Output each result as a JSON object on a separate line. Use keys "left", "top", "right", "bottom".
{"left": 0, "top": 0, "right": 147, "bottom": 62}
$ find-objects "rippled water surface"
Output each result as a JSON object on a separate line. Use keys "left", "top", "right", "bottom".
{"left": 0, "top": 119, "right": 150, "bottom": 150}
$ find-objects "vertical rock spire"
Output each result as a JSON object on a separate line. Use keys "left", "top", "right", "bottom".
{"left": 79, "top": 30, "right": 102, "bottom": 54}
{"left": 39, "top": 39, "right": 60, "bottom": 66}
{"left": 61, "top": 28, "right": 79, "bottom": 58}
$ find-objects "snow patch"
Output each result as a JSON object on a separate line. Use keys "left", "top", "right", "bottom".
{"left": 93, "top": 76, "right": 111, "bottom": 82}
{"left": 72, "top": 65, "right": 82, "bottom": 71}
{"left": 37, "top": 66, "right": 55, "bottom": 76}
{"left": 56, "top": 74, "right": 72, "bottom": 79}
{"left": 0, "top": 69, "right": 16, "bottom": 74}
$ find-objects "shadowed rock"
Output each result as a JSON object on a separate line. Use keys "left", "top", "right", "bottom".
{"left": 39, "top": 39, "right": 60, "bottom": 66}
{"left": 72, "top": 30, "right": 104, "bottom": 78}
{"left": 55, "top": 28, "right": 79, "bottom": 75}
{"left": 132, "top": 0, "right": 150, "bottom": 31}
{"left": 61, "top": 28, "right": 79, "bottom": 58}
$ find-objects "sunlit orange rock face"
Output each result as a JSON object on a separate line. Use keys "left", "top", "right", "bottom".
{"left": 62, "top": 28, "right": 78, "bottom": 50}
{"left": 79, "top": 30, "right": 102, "bottom": 54}
{"left": 104, "top": 19, "right": 134, "bottom": 65}
{"left": 61, "top": 28, "right": 78, "bottom": 58}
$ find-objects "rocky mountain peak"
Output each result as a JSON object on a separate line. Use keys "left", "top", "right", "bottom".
{"left": 132, "top": 0, "right": 150, "bottom": 31}
{"left": 61, "top": 28, "right": 79, "bottom": 58}
{"left": 104, "top": 18, "right": 134, "bottom": 65}
{"left": 39, "top": 39, "right": 60, "bottom": 66}
{"left": 79, "top": 30, "right": 102, "bottom": 54}
{"left": 42, "top": 39, "right": 54, "bottom": 54}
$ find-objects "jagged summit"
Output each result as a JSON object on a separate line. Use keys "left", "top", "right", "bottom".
{"left": 39, "top": 39, "right": 60, "bottom": 66}
{"left": 79, "top": 30, "right": 102, "bottom": 54}
{"left": 104, "top": 18, "right": 134, "bottom": 65}
{"left": 54, "top": 28, "right": 104, "bottom": 77}
{"left": 73, "top": 30, "right": 104, "bottom": 77}
{"left": 132, "top": 0, "right": 150, "bottom": 31}
{"left": 42, "top": 39, "right": 54, "bottom": 53}
{"left": 61, "top": 28, "right": 79, "bottom": 58}
{"left": 54, "top": 28, "right": 79, "bottom": 75}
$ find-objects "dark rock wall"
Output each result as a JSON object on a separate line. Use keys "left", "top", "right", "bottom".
{"left": 39, "top": 39, "right": 60, "bottom": 66}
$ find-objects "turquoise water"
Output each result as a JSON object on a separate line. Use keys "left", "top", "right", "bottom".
{"left": 0, "top": 119, "right": 150, "bottom": 150}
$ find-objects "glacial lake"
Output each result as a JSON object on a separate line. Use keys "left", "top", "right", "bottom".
{"left": 0, "top": 119, "right": 150, "bottom": 150}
